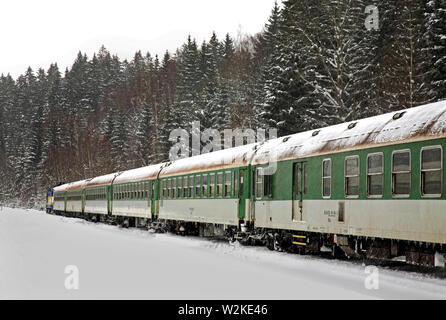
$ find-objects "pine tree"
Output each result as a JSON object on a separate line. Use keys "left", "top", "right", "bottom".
{"left": 262, "top": 0, "right": 312, "bottom": 136}
{"left": 253, "top": 1, "right": 281, "bottom": 128}
{"left": 175, "top": 36, "right": 201, "bottom": 128}
{"left": 425, "top": 0, "right": 446, "bottom": 102}
{"left": 377, "top": 0, "right": 431, "bottom": 110}
{"left": 136, "top": 102, "right": 154, "bottom": 165}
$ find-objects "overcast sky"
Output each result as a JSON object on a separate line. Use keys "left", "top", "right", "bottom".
{"left": 0, "top": 0, "right": 278, "bottom": 78}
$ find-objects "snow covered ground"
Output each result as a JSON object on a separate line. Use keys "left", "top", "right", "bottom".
{"left": 1, "top": 207, "right": 446, "bottom": 299}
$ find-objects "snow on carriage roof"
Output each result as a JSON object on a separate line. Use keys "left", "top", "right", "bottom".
{"left": 54, "top": 100, "right": 446, "bottom": 185}
{"left": 53, "top": 179, "right": 91, "bottom": 192}
{"left": 85, "top": 172, "right": 123, "bottom": 188}
{"left": 158, "top": 100, "right": 446, "bottom": 175}
{"left": 159, "top": 143, "right": 259, "bottom": 177}
{"left": 250, "top": 100, "right": 446, "bottom": 165}
{"left": 114, "top": 163, "right": 167, "bottom": 184}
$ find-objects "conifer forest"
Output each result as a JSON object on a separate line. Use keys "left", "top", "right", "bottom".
{"left": 0, "top": 0, "right": 445, "bottom": 207}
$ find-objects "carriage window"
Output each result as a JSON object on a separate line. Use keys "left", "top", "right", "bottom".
{"left": 255, "top": 168, "right": 263, "bottom": 198}
{"left": 234, "top": 171, "right": 239, "bottom": 196}
{"left": 392, "top": 150, "right": 411, "bottom": 196}
{"left": 322, "top": 159, "right": 331, "bottom": 198}
{"left": 239, "top": 171, "right": 244, "bottom": 196}
{"left": 162, "top": 180, "right": 167, "bottom": 198}
{"left": 209, "top": 173, "right": 215, "bottom": 197}
{"left": 202, "top": 174, "right": 208, "bottom": 197}
{"left": 183, "top": 176, "right": 188, "bottom": 198}
{"left": 177, "top": 178, "right": 182, "bottom": 198}
{"left": 195, "top": 175, "right": 201, "bottom": 197}
{"left": 189, "top": 176, "right": 194, "bottom": 198}
{"left": 367, "top": 153, "right": 383, "bottom": 197}
{"left": 167, "top": 179, "right": 172, "bottom": 198}
{"left": 345, "top": 156, "right": 360, "bottom": 196}
{"left": 217, "top": 173, "right": 223, "bottom": 197}
{"left": 421, "top": 147, "right": 442, "bottom": 196}
{"left": 172, "top": 178, "right": 176, "bottom": 199}
{"left": 263, "top": 172, "right": 273, "bottom": 198}
{"left": 224, "top": 171, "right": 232, "bottom": 197}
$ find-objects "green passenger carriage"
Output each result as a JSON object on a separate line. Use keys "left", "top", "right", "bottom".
{"left": 51, "top": 100, "right": 446, "bottom": 267}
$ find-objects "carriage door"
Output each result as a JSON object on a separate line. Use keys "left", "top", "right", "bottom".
{"left": 238, "top": 169, "right": 248, "bottom": 221}
{"left": 292, "top": 162, "right": 307, "bottom": 221}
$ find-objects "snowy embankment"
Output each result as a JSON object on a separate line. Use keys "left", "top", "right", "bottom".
{"left": 1, "top": 207, "right": 446, "bottom": 299}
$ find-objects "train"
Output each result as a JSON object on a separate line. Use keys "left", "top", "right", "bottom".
{"left": 47, "top": 100, "right": 446, "bottom": 267}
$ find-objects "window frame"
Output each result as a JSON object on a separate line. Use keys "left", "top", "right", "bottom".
{"left": 209, "top": 173, "right": 215, "bottom": 197}
{"left": 216, "top": 172, "right": 223, "bottom": 197}
{"left": 255, "top": 167, "right": 263, "bottom": 199}
{"left": 322, "top": 158, "right": 331, "bottom": 199}
{"left": 195, "top": 175, "right": 201, "bottom": 198}
{"left": 176, "top": 177, "right": 182, "bottom": 198}
{"left": 366, "top": 152, "right": 384, "bottom": 198}
{"left": 183, "top": 176, "right": 188, "bottom": 198}
{"left": 344, "top": 155, "right": 360, "bottom": 198}
{"left": 172, "top": 178, "right": 177, "bottom": 199}
{"left": 202, "top": 174, "right": 208, "bottom": 198}
{"left": 391, "top": 149, "right": 411, "bottom": 198}
{"left": 224, "top": 171, "right": 232, "bottom": 198}
{"left": 189, "top": 176, "right": 194, "bottom": 198}
{"left": 162, "top": 180, "right": 167, "bottom": 198}
{"left": 420, "top": 145, "right": 443, "bottom": 198}
{"left": 263, "top": 172, "right": 273, "bottom": 199}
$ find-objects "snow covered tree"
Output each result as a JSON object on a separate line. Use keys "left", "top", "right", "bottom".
{"left": 425, "top": 0, "right": 446, "bottom": 102}
{"left": 253, "top": 1, "right": 281, "bottom": 128}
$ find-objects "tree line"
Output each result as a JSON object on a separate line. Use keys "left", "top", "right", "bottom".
{"left": 0, "top": 0, "right": 445, "bottom": 207}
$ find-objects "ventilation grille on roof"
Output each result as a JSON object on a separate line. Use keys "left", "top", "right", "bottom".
{"left": 348, "top": 122, "right": 357, "bottom": 129}
{"left": 312, "top": 130, "right": 320, "bottom": 136}
{"left": 393, "top": 111, "right": 406, "bottom": 120}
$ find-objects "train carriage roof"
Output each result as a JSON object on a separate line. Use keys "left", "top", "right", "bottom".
{"left": 52, "top": 100, "right": 446, "bottom": 185}
{"left": 113, "top": 163, "right": 167, "bottom": 184}
{"left": 53, "top": 179, "right": 90, "bottom": 192}
{"left": 85, "top": 172, "right": 123, "bottom": 188}
{"left": 158, "top": 100, "right": 446, "bottom": 176}
{"left": 251, "top": 100, "right": 446, "bottom": 165}
{"left": 158, "top": 143, "right": 258, "bottom": 178}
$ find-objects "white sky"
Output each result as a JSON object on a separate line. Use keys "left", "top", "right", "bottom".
{"left": 0, "top": 0, "right": 279, "bottom": 78}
